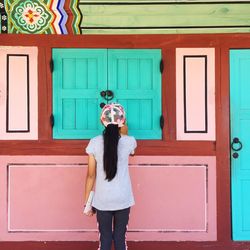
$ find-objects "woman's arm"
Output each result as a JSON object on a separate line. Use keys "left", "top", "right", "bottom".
{"left": 84, "top": 154, "right": 96, "bottom": 216}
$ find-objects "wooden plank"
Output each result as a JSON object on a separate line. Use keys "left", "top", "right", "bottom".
{"left": 79, "top": 0, "right": 250, "bottom": 3}
{"left": 82, "top": 27, "right": 250, "bottom": 34}
{"left": 108, "top": 49, "right": 162, "bottom": 139}
{"left": 52, "top": 48, "right": 107, "bottom": 139}
{"left": 80, "top": 4, "right": 250, "bottom": 27}
{"left": 79, "top": 3, "right": 250, "bottom": 34}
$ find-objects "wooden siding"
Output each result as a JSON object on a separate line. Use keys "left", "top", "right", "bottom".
{"left": 52, "top": 48, "right": 162, "bottom": 139}
{"left": 80, "top": 0, "right": 248, "bottom": 2}
{"left": 79, "top": 1, "right": 250, "bottom": 34}
{"left": 0, "top": 32, "right": 246, "bottom": 249}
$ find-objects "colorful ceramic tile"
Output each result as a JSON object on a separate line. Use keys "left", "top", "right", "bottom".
{"left": 9, "top": 0, "right": 53, "bottom": 33}
{"left": 2, "top": 0, "right": 68, "bottom": 34}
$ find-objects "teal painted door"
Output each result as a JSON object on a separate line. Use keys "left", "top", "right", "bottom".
{"left": 53, "top": 49, "right": 162, "bottom": 139}
{"left": 230, "top": 50, "right": 250, "bottom": 240}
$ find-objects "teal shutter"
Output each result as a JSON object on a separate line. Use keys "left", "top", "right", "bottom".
{"left": 52, "top": 49, "right": 107, "bottom": 139}
{"left": 108, "top": 49, "right": 162, "bottom": 139}
{"left": 53, "top": 49, "right": 162, "bottom": 140}
{"left": 230, "top": 50, "right": 250, "bottom": 240}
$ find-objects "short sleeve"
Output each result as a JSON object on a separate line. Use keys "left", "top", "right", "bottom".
{"left": 86, "top": 138, "right": 95, "bottom": 155}
{"left": 130, "top": 136, "right": 137, "bottom": 154}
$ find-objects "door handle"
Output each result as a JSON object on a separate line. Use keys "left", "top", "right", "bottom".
{"left": 100, "top": 90, "right": 114, "bottom": 101}
{"left": 100, "top": 91, "right": 106, "bottom": 97}
{"left": 100, "top": 102, "right": 106, "bottom": 108}
{"left": 232, "top": 152, "right": 239, "bottom": 159}
{"left": 231, "top": 137, "right": 243, "bottom": 151}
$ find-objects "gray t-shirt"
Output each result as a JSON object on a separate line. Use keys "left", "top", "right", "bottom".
{"left": 86, "top": 135, "right": 137, "bottom": 211}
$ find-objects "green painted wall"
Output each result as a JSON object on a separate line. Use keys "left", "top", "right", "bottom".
{"left": 78, "top": 1, "right": 250, "bottom": 34}
{"left": 1, "top": 0, "right": 250, "bottom": 34}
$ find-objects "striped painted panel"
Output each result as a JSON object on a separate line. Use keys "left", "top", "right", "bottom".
{"left": 78, "top": 2, "right": 250, "bottom": 34}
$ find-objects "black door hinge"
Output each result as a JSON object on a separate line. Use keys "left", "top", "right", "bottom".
{"left": 50, "top": 114, "right": 54, "bottom": 128}
{"left": 160, "top": 59, "right": 164, "bottom": 74}
{"left": 160, "top": 115, "right": 164, "bottom": 129}
{"left": 50, "top": 59, "right": 54, "bottom": 73}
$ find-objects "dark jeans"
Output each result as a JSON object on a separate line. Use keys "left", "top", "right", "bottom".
{"left": 96, "top": 207, "right": 130, "bottom": 250}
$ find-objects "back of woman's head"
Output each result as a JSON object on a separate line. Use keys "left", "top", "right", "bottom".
{"left": 103, "top": 124, "right": 120, "bottom": 181}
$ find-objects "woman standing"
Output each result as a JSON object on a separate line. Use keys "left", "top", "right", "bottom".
{"left": 84, "top": 103, "right": 137, "bottom": 250}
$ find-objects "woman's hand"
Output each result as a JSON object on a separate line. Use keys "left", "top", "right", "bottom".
{"left": 84, "top": 207, "right": 96, "bottom": 217}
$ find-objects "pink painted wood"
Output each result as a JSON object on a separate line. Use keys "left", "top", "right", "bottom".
{"left": 0, "top": 156, "right": 216, "bottom": 241}
{"left": 176, "top": 48, "right": 215, "bottom": 141}
{"left": 0, "top": 47, "right": 38, "bottom": 139}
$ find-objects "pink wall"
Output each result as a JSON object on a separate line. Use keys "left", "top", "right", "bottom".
{"left": 0, "top": 155, "right": 216, "bottom": 241}
{"left": 176, "top": 48, "right": 215, "bottom": 140}
{"left": 0, "top": 47, "right": 38, "bottom": 139}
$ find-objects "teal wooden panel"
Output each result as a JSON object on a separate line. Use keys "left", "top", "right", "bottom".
{"left": 75, "top": 59, "right": 88, "bottom": 89}
{"left": 62, "top": 59, "right": 76, "bottom": 89}
{"left": 140, "top": 59, "right": 153, "bottom": 90}
{"left": 75, "top": 99, "right": 86, "bottom": 129}
{"left": 79, "top": 3, "right": 250, "bottom": 34}
{"left": 52, "top": 49, "right": 107, "bottom": 139}
{"left": 62, "top": 99, "right": 75, "bottom": 129}
{"left": 117, "top": 59, "right": 127, "bottom": 90}
{"left": 108, "top": 49, "right": 162, "bottom": 139}
{"left": 53, "top": 48, "right": 162, "bottom": 140}
{"left": 230, "top": 49, "right": 250, "bottom": 240}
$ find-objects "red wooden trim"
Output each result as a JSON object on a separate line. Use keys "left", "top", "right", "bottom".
{"left": 0, "top": 32, "right": 246, "bottom": 249}
{"left": 217, "top": 46, "right": 231, "bottom": 242}
{"left": 38, "top": 47, "right": 48, "bottom": 140}
{"left": 0, "top": 140, "right": 215, "bottom": 155}
{"left": 0, "top": 34, "right": 221, "bottom": 155}
{"left": 162, "top": 48, "right": 176, "bottom": 141}
{"left": 2, "top": 241, "right": 250, "bottom": 250}
{"left": 64, "top": 0, "right": 74, "bottom": 35}
{"left": 1, "top": 33, "right": 250, "bottom": 48}
{"left": 45, "top": 47, "right": 53, "bottom": 140}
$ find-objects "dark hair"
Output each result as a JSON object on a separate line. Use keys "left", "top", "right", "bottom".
{"left": 103, "top": 124, "right": 120, "bottom": 181}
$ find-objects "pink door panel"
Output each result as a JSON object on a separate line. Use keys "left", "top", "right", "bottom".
{"left": 176, "top": 48, "right": 215, "bottom": 140}
{"left": 0, "top": 47, "right": 38, "bottom": 139}
{"left": 0, "top": 156, "right": 216, "bottom": 241}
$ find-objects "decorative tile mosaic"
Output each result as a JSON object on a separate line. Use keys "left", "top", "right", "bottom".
{"left": 2, "top": 0, "right": 68, "bottom": 34}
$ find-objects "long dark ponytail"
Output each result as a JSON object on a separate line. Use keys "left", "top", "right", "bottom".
{"left": 103, "top": 124, "right": 120, "bottom": 181}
